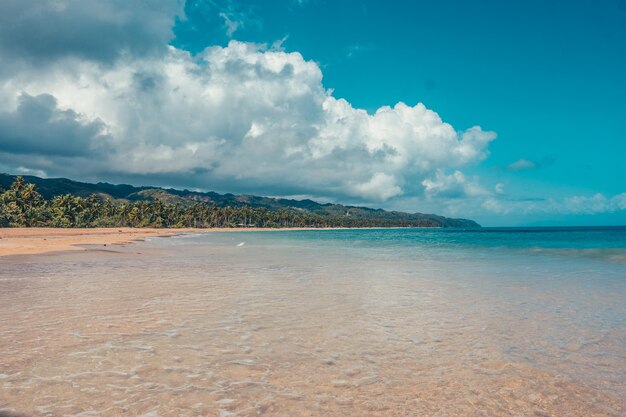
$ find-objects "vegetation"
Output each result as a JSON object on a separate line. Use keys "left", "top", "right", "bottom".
{"left": 0, "top": 175, "right": 481, "bottom": 228}
{"left": 0, "top": 177, "right": 460, "bottom": 228}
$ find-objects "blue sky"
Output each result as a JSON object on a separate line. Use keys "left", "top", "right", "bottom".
{"left": 0, "top": 0, "right": 624, "bottom": 225}
{"left": 174, "top": 0, "right": 626, "bottom": 225}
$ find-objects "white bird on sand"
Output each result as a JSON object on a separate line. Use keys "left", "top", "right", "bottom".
{"left": 237, "top": 242, "right": 245, "bottom": 247}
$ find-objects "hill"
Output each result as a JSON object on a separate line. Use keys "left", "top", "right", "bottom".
{"left": 0, "top": 173, "right": 480, "bottom": 228}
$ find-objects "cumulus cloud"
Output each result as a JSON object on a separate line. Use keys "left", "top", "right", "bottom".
{"left": 422, "top": 170, "right": 488, "bottom": 199}
{"left": 0, "top": 0, "right": 183, "bottom": 64}
{"left": 0, "top": 0, "right": 498, "bottom": 205}
{"left": 353, "top": 173, "right": 403, "bottom": 201}
{"left": 0, "top": 93, "right": 111, "bottom": 157}
{"left": 0, "top": 36, "right": 497, "bottom": 201}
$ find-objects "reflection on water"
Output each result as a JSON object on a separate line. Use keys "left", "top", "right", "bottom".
{"left": 0, "top": 230, "right": 625, "bottom": 416}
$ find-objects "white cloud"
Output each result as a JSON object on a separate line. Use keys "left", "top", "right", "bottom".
{"left": 15, "top": 166, "right": 47, "bottom": 178}
{"left": 478, "top": 193, "right": 626, "bottom": 216}
{"left": 353, "top": 173, "right": 403, "bottom": 201}
{"left": 0, "top": 32, "right": 497, "bottom": 202}
{"left": 563, "top": 193, "right": 626, "bottom": 214}
{"left": 422, "top": 170, "right": 489, "bottom": 199}
{"left": 219, "top": 12, "right": 241, "bottom": 37}
{"left": 507, "top": 158, "right": 536, "bottom": 171}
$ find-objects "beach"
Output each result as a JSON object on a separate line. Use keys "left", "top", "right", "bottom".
{"left": 0, "top": 228, "right": 194, "bottom": 257}
{"left": 0, "top": 227, "right": 428, "bottom": 257}
{"left": 1, "top": 0, "right": 622, "bottom": 415}
{"left": 0, "top": 227, "right": 332, "bottom": 257}
{"left": 0, "top": 228, "right": 624, "bottom": 416}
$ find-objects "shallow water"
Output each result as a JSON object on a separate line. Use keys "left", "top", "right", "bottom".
{"left": 0, "top": 228, "right": 625, "bottom": 416}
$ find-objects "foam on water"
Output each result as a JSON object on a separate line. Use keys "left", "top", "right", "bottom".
{"left": 0, "top": 228, "right": 624, "bottom": 416}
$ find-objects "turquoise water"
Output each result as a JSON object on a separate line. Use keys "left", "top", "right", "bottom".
{"left": 248, "top": 225, "right": 626, "bottom": 249}
{"left": 198, "top": 226, "right": 626, "bottom": 264}
{"left": 178, "top": 226, "right": 626, "bottom": 393}
{"left": 1, "top": 226, "right": 624, "bottom": 416}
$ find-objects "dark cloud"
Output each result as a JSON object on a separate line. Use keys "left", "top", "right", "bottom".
{"left": 0, "top": 93, "right": 111, "bottom": 157}
{"left": 0, "top": 0, "right": 182, "bottom": 64}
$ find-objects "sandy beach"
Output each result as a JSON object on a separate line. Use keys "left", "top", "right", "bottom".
{"left": 0, "top": 227, "right": 323, "bottom": 257}
{"left": 0, "top": 227, "right": 415, "bottom": 257}
{"left": 0, "top": 227, "right": 307, "bottom": 256}
{"left": 0, "top": 228, "right": 209, "bottom": 257}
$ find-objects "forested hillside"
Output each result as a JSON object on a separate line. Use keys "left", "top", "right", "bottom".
{"left": 0, "top": 174, "right": 480, "bottom": 228}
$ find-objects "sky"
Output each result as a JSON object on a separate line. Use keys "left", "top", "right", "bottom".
{"left": 0, "top": 0, "right": 625, "bottom": 226}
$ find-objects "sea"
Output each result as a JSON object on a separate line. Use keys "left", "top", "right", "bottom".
{"left": 0, "top": 226, "right": 624, "bottom": 416}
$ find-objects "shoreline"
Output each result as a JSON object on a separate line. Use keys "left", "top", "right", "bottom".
{"left": 0, "top": 226, "right": 433, "bottom": 257}
{"left": 0, "top": 227, "right": 198, "bottom": 257}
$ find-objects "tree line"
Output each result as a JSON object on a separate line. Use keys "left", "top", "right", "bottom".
{"left": 0, "top": 177, "right": 442, "bottom": 229}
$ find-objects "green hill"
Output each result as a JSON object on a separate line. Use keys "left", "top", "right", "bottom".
{"left": 0, "top": 173, "right": 480, "bottom": 228}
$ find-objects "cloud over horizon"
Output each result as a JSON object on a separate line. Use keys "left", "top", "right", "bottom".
{"left": 0, "top": 0, "right": 496, "bottom": 205}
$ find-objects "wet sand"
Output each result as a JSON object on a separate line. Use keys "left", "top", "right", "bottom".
{"left": 0, "top": 227, "right": 345, "bottom": 257}
{"left": 0, "top": 228, "right": 195, "bottom": 257}
{"left": 0, "top": 231, "right": 624, "bottom": 416}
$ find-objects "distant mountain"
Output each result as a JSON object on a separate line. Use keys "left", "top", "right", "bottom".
{"left": 0, "top": 173, "right": 480, "bottom": 228}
